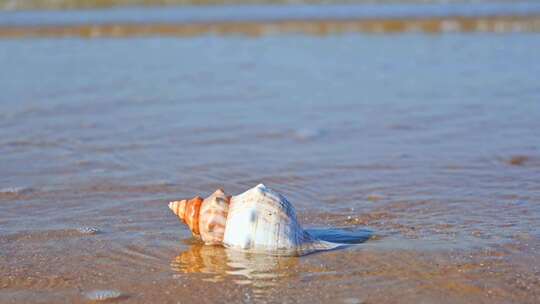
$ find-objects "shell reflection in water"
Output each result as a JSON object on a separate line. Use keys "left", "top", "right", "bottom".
{"left": 171, "top": 242, "right": 298, "bottom": 288}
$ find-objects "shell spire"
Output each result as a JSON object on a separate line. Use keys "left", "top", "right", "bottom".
{"left": 169, "top": 189, "right": 230, "bottom": 245}
{"left": 169, "top": 196, "right": 203, "bottom": 236}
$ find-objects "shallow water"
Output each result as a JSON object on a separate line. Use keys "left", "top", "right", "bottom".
{"left": 1, "top": 10, "right": 540, "bottom": 303}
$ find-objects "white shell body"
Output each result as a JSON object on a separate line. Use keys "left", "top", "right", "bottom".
{"left": 223, "top": 184, "right": 339, "bottom": 255}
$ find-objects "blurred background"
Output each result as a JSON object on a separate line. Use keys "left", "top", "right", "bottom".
{"left": 0, "top": 0, "right": 533, "bottom": 10}
{"left": 1, "top": 0, "right": 539, "bottom": 303}
{"left": 1, "top": 0, "right": 540, "bottom": 37}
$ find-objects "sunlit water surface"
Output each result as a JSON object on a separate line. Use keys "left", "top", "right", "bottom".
{"left": 1, "top": 33, "right": 539, "bottom": 303}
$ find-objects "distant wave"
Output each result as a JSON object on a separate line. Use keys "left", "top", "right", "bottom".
{"left": 0, "top": 0, "right": 533, "bottom": 11}
{"left": 1, "top": 3, "right": 540, "bottom": 37}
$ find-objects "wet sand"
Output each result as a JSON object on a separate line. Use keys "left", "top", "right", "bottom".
{"left": 2, "top": 207, "right": 539, "bottom": 303}
{"left": 1, "top": 4, "right": 540, "bottom": 303}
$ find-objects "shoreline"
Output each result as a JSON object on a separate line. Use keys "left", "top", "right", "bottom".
{"left": 1, "top": 15, "right": 540, "bottom": 38}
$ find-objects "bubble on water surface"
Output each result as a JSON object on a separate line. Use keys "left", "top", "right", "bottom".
{"left": 77, "top": 227, "right": 101, "bottom": 235}
{"left": 0, "top": 186, "right": 34, "bottom": 195}
{"left": 85, "top": 290, "right": 125, "bottom": 302}
{"left": 342, "top": 297, "right": 364, "bottom": 304}
{"left": 293, "top": 128, "right": 324, "bottom": 141}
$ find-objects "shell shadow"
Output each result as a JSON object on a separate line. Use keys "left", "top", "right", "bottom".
{"left": 306, "top": 227, "right": 373, "bottom": 244}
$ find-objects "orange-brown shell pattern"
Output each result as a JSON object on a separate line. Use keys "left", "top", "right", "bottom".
{"left": 198, "top": 189, "right": 230, "bottom": 245}
{"left": 169, "top": 196, "right": 203, "bottom": 236}
{"left": 169, "top": 190, "right": 230, "bottom": 244}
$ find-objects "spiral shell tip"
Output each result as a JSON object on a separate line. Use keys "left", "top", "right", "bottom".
{"left": 169, "top": 200, "right": 185, "bottom": 217}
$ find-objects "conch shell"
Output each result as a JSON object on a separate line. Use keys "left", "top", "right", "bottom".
{"left": 169, "top": 184, "right": 341, "bottom": 255}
